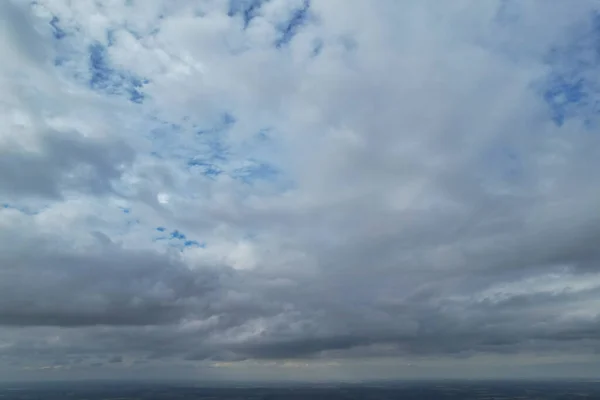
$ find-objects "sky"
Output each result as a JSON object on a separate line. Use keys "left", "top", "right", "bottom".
{"left": 2, "top": 0, "right": 600, "bottom": 382}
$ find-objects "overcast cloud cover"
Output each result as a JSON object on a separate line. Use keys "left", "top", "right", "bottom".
{"left": 2, "top": 0, "right": 600, "bottom": 382}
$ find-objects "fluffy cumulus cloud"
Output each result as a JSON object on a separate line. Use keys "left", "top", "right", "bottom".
{"left": 2, "top": 0, "right": 600, "bottom": 381}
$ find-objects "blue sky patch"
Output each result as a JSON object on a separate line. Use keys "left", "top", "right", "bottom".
{"left": 0, "top": 203, "right": 44, "bottom": 216}
{"left": 184, "top": 240, "right": 205, "bottom": 248}
{"left": 206, "top": 139, "right": 230, "bottom": 162}
{"left": 228, "top": 0, "right": 267, "bottom": 29}
{"left": 170, "top": 230, "right": 186, "bottom": 240}
{"left": 540, "top": 12, "right": 600, "bottom": 127}
{"left": 197, "top": 113, "right": 237, "bottom": 135}
{"left": 543, "top": 77, "right": 586, "bottom": 126}
{"left": 189, "top": 113, "right": 236, "bottom": 168}
{"left": 49, "top": 16, "right": 67, "bottom": 40}
{"left": 147, "top": 113, "right": 237, "bottom": 182}
{"left": 232, "top": 159, "right": 280, "bottom": 184}
{"left": 153, "top": 228, "right": 204, "bottom": 250}
{"left": 187, "top": 159, "right": 223, "bottom": 178}
{"left": 88, "top": 42, "right": 148, "bottom": 104}
{"left": 275, "top": 0, "right": 311, "bottom": 48}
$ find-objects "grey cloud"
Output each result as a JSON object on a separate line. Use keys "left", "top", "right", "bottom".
{"left": 0, "top": 1, "right": 135, "bottom": 201}
{"left": 0, "top": 237, "right": 225, "bottom": 327}
{"left": 233, "top": 336, "right": 372, "bottom": 360}
{"left": 0, "top": 131, "right": 134, "bottom": 199}
{"left": 3, "top": 203, "right": 600, "bottom": 362}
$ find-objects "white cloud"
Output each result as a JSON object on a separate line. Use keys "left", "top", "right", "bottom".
{"left": 2, "top": 0, "right": 600, "bottom": 381}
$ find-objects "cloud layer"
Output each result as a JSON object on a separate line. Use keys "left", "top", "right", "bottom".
{"left": 2, "top": 0, "right": 600, "bottom": 381}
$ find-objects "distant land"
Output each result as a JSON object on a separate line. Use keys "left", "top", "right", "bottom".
{"left": 2, "top": 380, "right": 600, "bottom": 399}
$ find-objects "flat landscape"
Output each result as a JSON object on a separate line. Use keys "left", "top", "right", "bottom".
{"left": 1, "top": 381, "right": 600, "bottom": 400}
